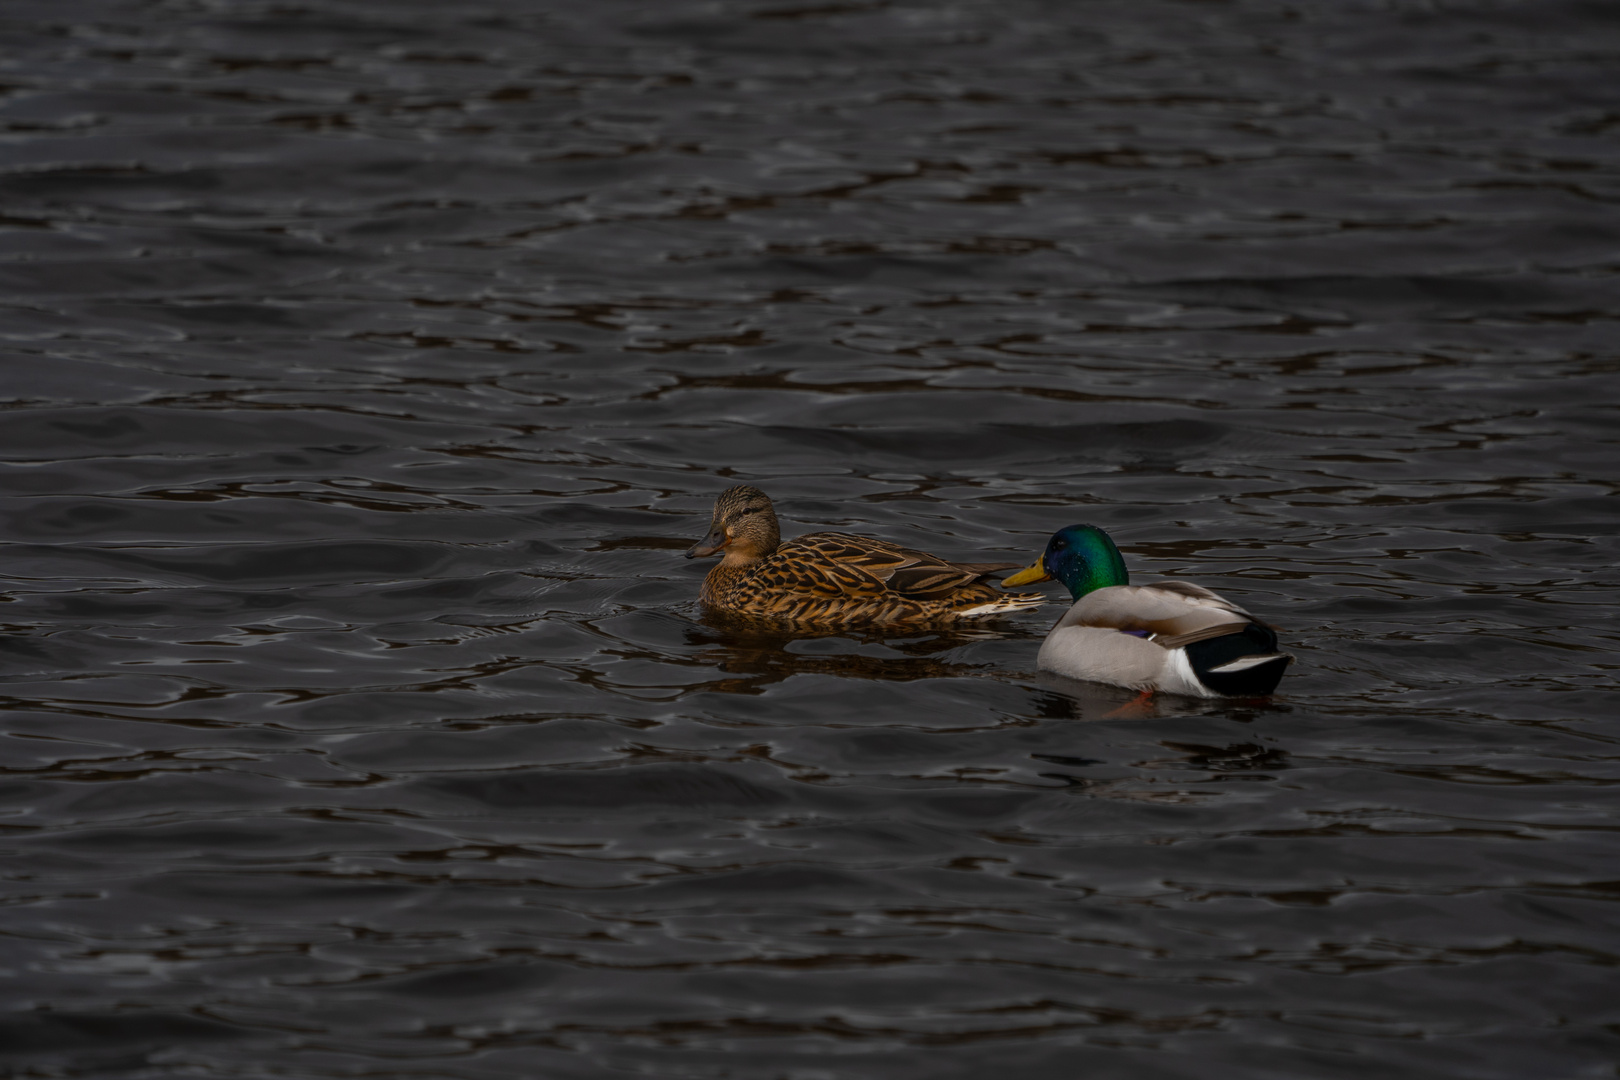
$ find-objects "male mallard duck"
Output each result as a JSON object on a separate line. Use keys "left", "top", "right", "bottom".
{"left": 1004, "top": 524, "right": 1293, "bottom": 697}
{"left": 686, "top": 485, "right": 1046, "bottom": 626}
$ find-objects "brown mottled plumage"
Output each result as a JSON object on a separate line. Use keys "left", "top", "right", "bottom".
{"left": 684, "top": 485, "right": 1046, "bottom": 626}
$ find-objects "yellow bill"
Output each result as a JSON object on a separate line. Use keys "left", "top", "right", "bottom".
{"left": 1001, "top": 560, "right": 1052, "bottom": 587}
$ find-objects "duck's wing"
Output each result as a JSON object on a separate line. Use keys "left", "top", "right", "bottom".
{"left": 1065, "top": 582, "right": 1259, "bottom": 647}
{"left": 759, "top": 532, "right": 1014, "bottom": 601}
{"left": 1145, "top": 580, "right": 1266, "bottom": 621}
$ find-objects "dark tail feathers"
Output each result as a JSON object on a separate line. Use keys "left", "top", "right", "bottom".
{"left": 1184, "top": 623, "right": 1293, "bottom": 696}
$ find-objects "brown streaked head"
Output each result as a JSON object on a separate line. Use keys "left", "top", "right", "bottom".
{"left": 685, "top": 484, "right": 781, "bottom": 560}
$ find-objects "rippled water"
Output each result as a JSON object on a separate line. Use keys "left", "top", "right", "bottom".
{"left": 3, "top": 0, "right": 1619, "bottom": 1076}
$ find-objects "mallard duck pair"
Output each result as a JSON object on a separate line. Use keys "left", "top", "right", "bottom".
{"left": 685, "top": 485, "right": 1293, "bottom": 698}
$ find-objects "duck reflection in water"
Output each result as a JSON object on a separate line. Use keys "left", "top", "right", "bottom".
{"left": 684, "top": 608, "right": 1019, "bottom": 695}
{"left": 686, "top": 610, "right": 1234, "bottom": 721}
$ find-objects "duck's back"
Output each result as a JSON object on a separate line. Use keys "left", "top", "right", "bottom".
{"left": 706, "top": 531, "right": 1042, "bottom": 624}
{"left": 1071, "top": 582, "right": 1257, "bottom": 642}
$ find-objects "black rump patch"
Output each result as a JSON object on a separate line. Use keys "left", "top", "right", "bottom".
{"left": 1185, "top": 623, "right": 1290, "bottom": 696}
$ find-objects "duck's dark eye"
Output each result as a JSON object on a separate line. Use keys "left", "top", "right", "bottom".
{"left": 1053, "top": 538, "right": 1067, "bottom": 550}
{"left": 739, "top": 506, "right": 760, "bottom": 515}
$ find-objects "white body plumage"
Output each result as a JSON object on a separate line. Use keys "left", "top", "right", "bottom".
{"left": 1034, "top": 583, "right": 1292, "bottom": 697}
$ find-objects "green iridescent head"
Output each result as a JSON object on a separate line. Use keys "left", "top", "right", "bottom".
{"left": 1002, "top": 524, "right": 1129, "bottom": 600}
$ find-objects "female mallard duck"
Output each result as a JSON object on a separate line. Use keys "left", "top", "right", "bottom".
{"left": 686, "top": 485, "right": 1046, "bottom": 626}
{"left": 1003, "top": 524, "right": 1293, "bottom": 697}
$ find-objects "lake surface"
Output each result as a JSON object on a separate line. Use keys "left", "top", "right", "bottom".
{"left": 3, "top": 1, "right": 1619, "bottom": 1076}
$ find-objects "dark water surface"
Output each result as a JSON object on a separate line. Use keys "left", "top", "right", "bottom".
{"left": 3, "top": 1, "right": 1620, "bottom": 1076}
